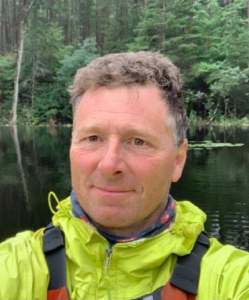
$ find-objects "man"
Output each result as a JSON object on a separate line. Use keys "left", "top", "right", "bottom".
{"left": 1, "top": 52, "right": 249, "bottom": 300}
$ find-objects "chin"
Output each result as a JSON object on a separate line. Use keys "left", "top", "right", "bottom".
{"left": 95, "top": 217, "right": 128, "bottom": 229}
{"left": 92, "top": 214, "right": 132, "bottom": 230}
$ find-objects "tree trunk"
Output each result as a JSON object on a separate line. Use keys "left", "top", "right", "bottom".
{"left": 95, "top": 0, "right": 110, "bottom": 54}
{"left": 137, "top": 0, "right": 142, "bottom": 17}
{"left": 86, "top": 0, "right": 91, "bottom": 37}
{"left": 9, "top": 22, "right": 25, "bottom": 124}
{"left": 6, "top": 0, "right": 12, "bottom": 48}
{"left": 159, "top": 0, "right": 165, "bottom": 50}
{"left": 31, "top": 69, "right": 35, "bottom": 109}
{"left": 9, "top": 0, "right": 36, "bottom": 124}
{"left": 12, "top": 0, "right": 18, "bottom": 48}
{"left": 205, "top": 4, "right": 211, "bottom": 52}
{"left": 191, "top": 0, "right": 195, "bottom": 22}
{"left": 247, "top": 1, "right": 249, "bottom": 45}
{"left": 0, "top": 0, "right": 3, "bottom": 53}
{"left": 70, "top": 0, "right": 75, "bottom": 44}
{"left": 64, "top": 0, "right": 69, "bottom": 44}
{"left": 81, "top": 1, "right": 90, "bottom": 40}
{"left": 31, "top": 24, "right": 37, "bottom": 108}
{"left": 233, "top": 90, "right": 237, "bottom": 118}
{"left": 1, "top": 0, "right": 11, "bottom": 52}
{"left": 208, "top": 99, "right": 221, "bottom": 125}
{"left": 48, "top": 0, "right": 54, "bottom": 20}
{"left": 95, "top": 0, "right": 100, "bottom": 50}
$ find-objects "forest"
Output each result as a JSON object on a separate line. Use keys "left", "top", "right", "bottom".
{"left": 1, "top": 0, "right": 249, "bottom": 125}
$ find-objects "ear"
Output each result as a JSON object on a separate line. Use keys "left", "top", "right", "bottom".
{"left": 172, "top": 139, "right": 188, "bottom": 183}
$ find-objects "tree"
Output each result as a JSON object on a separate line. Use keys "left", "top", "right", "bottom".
{"left": 105, "top": 0, "right": 141, "bottom": 53}
{"left": 0, "top": 55, "right": 15, "bottom": 123}
{"left": 41, "top": 38, "right": 99, "bottom": 124}
{"left": 1, "top": 0, "right": 249, "bottom": 124}
{"left": 9, "top": 0, "right": 36, "bottom": 124}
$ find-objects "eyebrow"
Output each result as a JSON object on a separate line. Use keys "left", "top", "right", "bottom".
{"left": 123, "top": 127, "right": 157, "bottom": 138}
{"left": 72, "top": 125, "right": 101, "bottom": 139}
{"left": 72, "top": 124, "right": 159, "bottom": 140}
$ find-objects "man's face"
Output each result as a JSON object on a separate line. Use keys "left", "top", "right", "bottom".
{"left": 70, "top": 85, "right": 187, "bottom": 234}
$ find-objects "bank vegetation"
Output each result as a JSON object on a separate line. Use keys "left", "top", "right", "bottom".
{"left": 1, "top": 0, "right": 249, "bottom": 125}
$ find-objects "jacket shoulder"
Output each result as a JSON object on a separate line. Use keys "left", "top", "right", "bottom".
{"left": 199, "top": 237, "right": 249, "bottom": 299}
{"left": 0, "top": 229, "right": 48, "bottom": 300}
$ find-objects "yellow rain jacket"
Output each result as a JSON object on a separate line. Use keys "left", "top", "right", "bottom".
{"left": 0, "top": 197, "right": 249, "bottom": 300}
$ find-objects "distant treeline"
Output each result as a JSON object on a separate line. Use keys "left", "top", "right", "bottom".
{"left": 1, "top": 0, "right": 249, "bottom": 125}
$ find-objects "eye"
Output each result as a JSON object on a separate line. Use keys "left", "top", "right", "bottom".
{"left": 133, "top": 138, "right": 146, "bottom": 146}
{"left": 87, "top": 135, "right": 99, "bottom": 142}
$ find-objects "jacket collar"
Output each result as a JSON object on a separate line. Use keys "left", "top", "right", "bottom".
{"left": 70, "top": 190, "right": 176, "bottom": 245}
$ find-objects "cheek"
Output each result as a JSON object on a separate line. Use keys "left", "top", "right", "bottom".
{"left": 135, "top": 155, "right": 176, "bottom": 191}
{"left": 70, "top": 148, "right": 98, "bottom": 177}
{"left": 136, "top": 154, "right": 175, "bottom": 177}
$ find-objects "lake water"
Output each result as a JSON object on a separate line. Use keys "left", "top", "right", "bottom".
{"left": 0, "top": 125, "right": 249, "bottom": 250}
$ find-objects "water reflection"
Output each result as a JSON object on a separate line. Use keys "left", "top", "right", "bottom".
{"left": 0, "top": 126, "right": 72, "bottom": 241}
{"left": 172, "top": 126, "right": 249, "bottom": 250}
{"left": 10, "top": 125, "right": 31, "bottom": 212}
{"left": 0, "top": 125, "right": 249, "bottom": 250}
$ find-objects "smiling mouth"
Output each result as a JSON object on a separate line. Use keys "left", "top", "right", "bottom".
{"left": 94, "top": 187, "right": 133, "bottom": 194}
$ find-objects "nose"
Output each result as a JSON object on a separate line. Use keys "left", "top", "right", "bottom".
{"left": 98, "top": 139, "right": 126, "bottom": 178}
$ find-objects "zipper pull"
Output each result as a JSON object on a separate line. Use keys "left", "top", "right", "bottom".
{"left": 103, "top": 247, "right": 113, "bottom": 300}
{"left": 104, "top": 248, "right": 113, "bottom": 272}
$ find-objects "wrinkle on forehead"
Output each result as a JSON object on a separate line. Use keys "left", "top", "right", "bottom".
{"left": 74, "top": 85, "right": 164, "bottom": 117}
{"left": 72, "top": 120, "right": 164, "bottom": 140}
{"left": 72, "top": 85, "right": 176, "bottom": 142}
{"left": 87, "top": 85, "right": 153, "bottom": 102}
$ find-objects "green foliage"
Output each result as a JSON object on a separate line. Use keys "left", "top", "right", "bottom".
{"left": 1, "top": 0, "right": 249, "bottom": 124}
{"left": 104, "top": 1, "right": 141, "bottom": 53}
{"left": 0, "top": 55, "right": 15, "bottom": 124}
{"left": 128, "top": 0, "right": 163, "bottom": 52}
{"left": 46, "top": 38, "right": 100, "bottom": 123}
{"left": 209, "top": 66, "right": 249, "bottom": 98}
{"left": 20, "top": 22, "right": 65, "bottom": 99}
{"left": 0, "top": 55, "right": 15, "bottom": 101}
{"left": 13, "top": 38, "right": 99, "bottom": 126}
{"left": 56, "top": 38, "right": 99, "bottom": 87}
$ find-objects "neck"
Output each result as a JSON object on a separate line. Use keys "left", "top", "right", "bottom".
{"left": 93, "top": 200, "right": 168, "bottom": 237}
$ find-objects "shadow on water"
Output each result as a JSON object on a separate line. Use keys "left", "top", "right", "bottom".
{"left": 0, "top": 125, "right": 249, "bottom": 250}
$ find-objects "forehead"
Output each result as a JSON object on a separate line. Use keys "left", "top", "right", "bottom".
{"left": 74, "top": 85, "right": 169, "bottom": 125}
{"left": 72, "top": 87, "right": 179, "bottom": 148}
{"left": 72, "top": 86, "right": 176, "bottom": 143}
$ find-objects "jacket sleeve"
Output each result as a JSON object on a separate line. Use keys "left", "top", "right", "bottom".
{"left": 199, "top": 238, "right": 249, "bottom": 300}
{"left": 217, "top": 248, "right": 249, "bottom": 300}
{"left": 0, "top": 230, "right": 49, "bottom": 300}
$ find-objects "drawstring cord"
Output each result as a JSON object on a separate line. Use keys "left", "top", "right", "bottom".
{"left": 48, "top": 191, "right": 61, "bottom": 214}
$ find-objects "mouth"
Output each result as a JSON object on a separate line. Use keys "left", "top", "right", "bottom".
{"left": 93, "top": 186, "right": 134, "bottom": 194}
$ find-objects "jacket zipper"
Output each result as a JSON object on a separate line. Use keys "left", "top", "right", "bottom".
{"left": 103, "top": 246, "right": 113, "bottom": 300}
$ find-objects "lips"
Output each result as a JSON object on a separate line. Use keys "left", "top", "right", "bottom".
{"left": 92, "top": 187, "right": 134, "bottom": 200}
{"left": 94, "top": 186, "right": 133, "bottom": 193}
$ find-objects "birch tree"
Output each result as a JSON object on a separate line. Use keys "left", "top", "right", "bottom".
{"left": 9, "top": 0, "right": 36, "bottom": 124}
